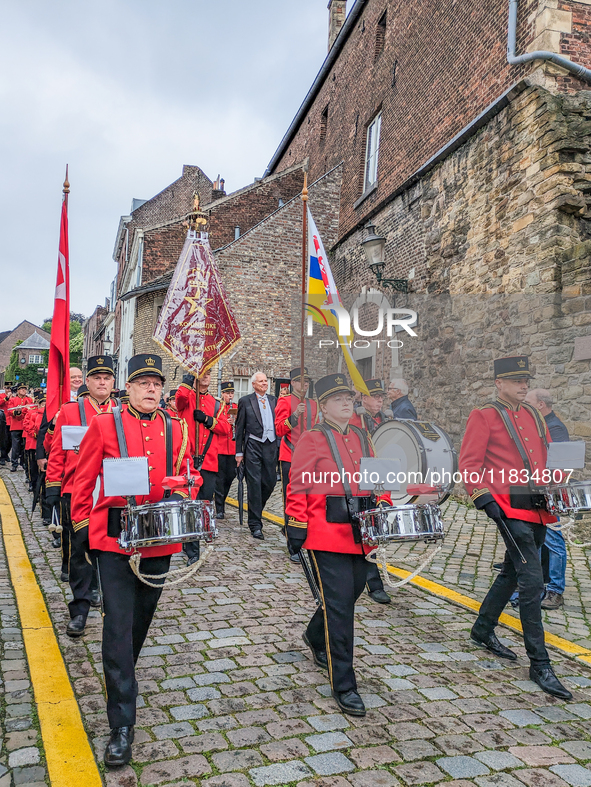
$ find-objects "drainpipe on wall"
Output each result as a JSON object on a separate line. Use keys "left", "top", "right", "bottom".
{"left": 507, "top": 0, "right": 591, "bottom": 84}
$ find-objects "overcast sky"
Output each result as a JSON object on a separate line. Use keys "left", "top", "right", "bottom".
{"left": 0, "top": 0, "right": 350, "bottom": 332}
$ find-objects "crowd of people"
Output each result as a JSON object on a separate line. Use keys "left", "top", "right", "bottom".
{"left": 0, "top": 352, "right": 576, "bottom": 769}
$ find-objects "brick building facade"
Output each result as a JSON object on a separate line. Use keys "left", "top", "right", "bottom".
{"left": 260, "top": 0, "right": 591, "bottom": 449}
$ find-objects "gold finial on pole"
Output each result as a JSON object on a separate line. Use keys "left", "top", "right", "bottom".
{"left": 188, "top": 190, "right": 208, "bottom": 232}
{"left": 63, "top": 165, "right": 70, "bottom": 195}
{"left": 302, "top": 161, "right": 309, "bottom": 203}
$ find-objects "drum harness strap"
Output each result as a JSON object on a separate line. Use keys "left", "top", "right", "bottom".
{"left": 111, "top": 407, "right": 213, "bottom": 586}
{"left": 283, "top": 399, "right": 312, "bottom": 453}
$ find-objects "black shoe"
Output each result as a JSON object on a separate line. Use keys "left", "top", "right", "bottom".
{"left": 10, "top": 466, "right": 17, "bottom": 472}
{"left": 302, "top": 632, "right": 328, "bottom": 670}
{"left": 42, "top": 519, "right": 51, "bottom": 527}
{"left": 66, "top": 615, "right": 86, "bottom": 638}
{"left": 332, "top": 689, "right": 366, "bottom": 717}
{"left": 90, "top": 590, "right": 101, "bottom": 607}
{"left": 0, "top": 459, "right": 5, "bottom": 466}
{"left": 530, "top": 665, "right": 573, "bottom": 700}
{"left": 104, "top": 726, "right": 134, "bottom": 768}
{"left": 369, "top": 589, "right": 391, "bottom": 604}
{"left": 289, "top": 552, "right": 301, "bottom": 563}
{"left": 470, "top": 628, "right": 517, "bottom": 660}
{"left": 216, "top": 511, "right": 225, "bottom": 520}
{"left": 252, "top": 529, "right": 264, "bottom": 540}
{"left": 187, "top": 555, "right": 200, "bottom": 566}
{"left": 51, "top": 535, "right": 61, "bottom": 549}
{"left": 60, "top": 571, "right": 69, "bottom": 582}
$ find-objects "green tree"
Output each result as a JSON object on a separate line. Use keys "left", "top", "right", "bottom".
{"left": 41, "top": 312, "right": 86, "bottom": 367}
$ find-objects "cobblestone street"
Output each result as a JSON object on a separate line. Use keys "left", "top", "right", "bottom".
{"left": 2, "top": 467, "right": 591, "bottom": 787}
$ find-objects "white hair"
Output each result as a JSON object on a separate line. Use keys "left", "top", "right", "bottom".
{"left": 250, "top": 371, "right": 267, "bottom": 384}
{"left": 390, "top": 378, "right": 408, "bottom": 395}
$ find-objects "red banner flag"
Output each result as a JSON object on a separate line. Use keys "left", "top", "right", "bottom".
{"left": 46, "top": 174, "right": 71, "bottom": 420}
{"left": 153, "top": 230, "right": 240, "bottom": 375}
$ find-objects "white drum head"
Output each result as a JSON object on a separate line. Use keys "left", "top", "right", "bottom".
{"left": 372, "top": 421, "right": 422, "bottom": 504}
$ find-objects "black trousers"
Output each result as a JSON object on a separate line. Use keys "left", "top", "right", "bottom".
{"left": 215, "top": 454, "right": 236, "bottom": 515}
{"left": 473, "top": 518, "right": 550, "bottom": 667}
{"left": 0, "top": 419, "right": 9, "bottom": 460}
{"left": 365, "top": 561, "right": 386, "bottom": 594}
{"left": 27, "top": 449, "right": 38, "bottom": 487}
{"left": 61, "top": 495, "right": 98, "bottom": 620}
{"left": 244, "top": 438, "right": 277, "bottom": 531}
{"left": 10, "top": 430, "right": 24, "bottom": 468}
{"left": 280, "top": 459, "right": 291, "bottom": 527}
{"left": 307, "top": 550, "right": 368, "bottom": 693}
{"left": 96, "top": 550, "right": 171, "bottom": 728}
{"left": 184, "top": 469, "right": 216, "bottom": 560}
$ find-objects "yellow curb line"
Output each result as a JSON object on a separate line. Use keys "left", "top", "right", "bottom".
{"left": 226, "top": 497, "right": 591, "bottom": 665}
{"left": 0, "top": 479, "right": 102, "bottom": 787}
{"left": 385, "top": 563, "right": 591, "bottom": 662}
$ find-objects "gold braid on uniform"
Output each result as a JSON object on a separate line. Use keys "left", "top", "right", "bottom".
{"left": 174, "top": 417, "right": 189, "bottom": 475}
{"left": 72, "top": 518, "right": 89, "bottom": 533}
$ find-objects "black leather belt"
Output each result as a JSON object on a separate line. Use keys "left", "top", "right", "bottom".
{"left": 326, "top": 496, "right": 373, "bottom": 523}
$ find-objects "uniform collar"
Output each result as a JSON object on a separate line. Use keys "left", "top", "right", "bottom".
{"left": 127, "top": 404, "right": 158, "bottom": 421}
{"left": 324, "top": 418, "right": 349, "bottom": 435}
{"left": 497, "top": 396, "right": 521, "bottom": 412}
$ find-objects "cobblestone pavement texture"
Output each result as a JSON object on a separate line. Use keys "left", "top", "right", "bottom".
{"left": 252, "top": 483, "right": 591, "bottom": 650}
{"left": 1, "top": 467, "right": 591, "bottom": 787}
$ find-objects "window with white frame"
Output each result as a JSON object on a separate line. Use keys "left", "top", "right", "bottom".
{"left": 233, "top": 376, "right": 253, "bottom": 400}
{"left": 364, "top": 112, "right": 382, "bottom": 192}
{"left": 29, "top": 354, "right": 42, "bottom": 364}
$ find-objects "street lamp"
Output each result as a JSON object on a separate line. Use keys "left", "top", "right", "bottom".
{"left": 361, "top": 221, "right": 408, "bottom": 293}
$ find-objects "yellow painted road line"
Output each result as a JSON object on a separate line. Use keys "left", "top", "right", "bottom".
{"left": 228, "top": 497, "right": 591, "bottom": 663}
{"left": 385, "top": 563, "right": 591, "bottom": 661}
{"left": 0, "top": 479, "right": 102, "bottom": 787}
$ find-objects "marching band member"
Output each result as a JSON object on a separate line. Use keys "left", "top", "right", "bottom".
{"left": 275, "top": 367, "right": 318, "bottom": 562}
{"left": 46, "top": 357, "right": 116, "bottom": 637}
{"left": 71, "top": 354, "right": 193, "bottom": 768}
{"left": 8, "top": 384, "right": 33, "bottom": 472}
{"left": 176, "top": 370, "right": 230, "bottom": 563}
{"left": 459, "top": 355, "right": 572, "bottom": 700}
{"left": 214, "top": 381, "right": 237, "bottom": 519}
{"left": 23, "top": 395, "right": 45, "bottom": 491}
{"left": 286, "top": 373, "right": 390, "bottom": 717}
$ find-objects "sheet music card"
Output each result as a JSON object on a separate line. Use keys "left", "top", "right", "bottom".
{"left": 358, "top": 458, "right": 401, "bottom": 491}
{"left": 546, "top": 441, "right": 586, "bottom": 470}
{"left": 103, "top": 457, "right": 150, "bottom": 497}
{"left": 61, "top": 425, "right": 89, "bottom": 451}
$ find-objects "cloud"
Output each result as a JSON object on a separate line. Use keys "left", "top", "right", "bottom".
{"left": 0, "top": 0, "right": 337, "bottom": 329}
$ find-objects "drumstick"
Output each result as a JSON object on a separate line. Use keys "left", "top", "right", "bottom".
{"left": 299, "top": 550, "right": 323, "bottom": 608}
{"left": 497, "top": 516, "right": 527, "bottom": 564}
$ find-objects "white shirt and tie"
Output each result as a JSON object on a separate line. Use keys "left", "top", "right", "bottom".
{"left": 236, "top": 393, "right": 276, "bottom": 458}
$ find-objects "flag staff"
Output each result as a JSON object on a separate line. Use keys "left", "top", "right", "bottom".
{"left": 61, "top": 165, "right": 69, "bottom": 407}
{"left": 188, "top": 192, "right": 208, "bottom": 469}
{"left": 300, "top": 165, "right": 308, "bottom": 418}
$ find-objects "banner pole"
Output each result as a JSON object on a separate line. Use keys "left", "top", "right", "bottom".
{"left": 300, "top": 167, "right": 308, "bottom": 431}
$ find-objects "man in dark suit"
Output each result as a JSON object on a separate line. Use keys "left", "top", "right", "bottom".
{"left": 387, "top": 379, "right": 418, "bottom": 420}
{"left": 235, "top": 372, "right": 278, "bottom": 539}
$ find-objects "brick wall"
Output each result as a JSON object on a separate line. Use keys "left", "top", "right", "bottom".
{"left": 83, "top": 306, "right": 108, "bottom": 361}
{"left": 143, "top": 224, "right": 187, "bottom": 283}
{"left": 269, "top": 0, "right": 591, "bottom": 244}
{"left": 206, "top": 167, "right": 305, "bottom": 250}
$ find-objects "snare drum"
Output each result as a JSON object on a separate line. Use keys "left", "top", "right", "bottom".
{"left": 118, "top": 499, "right": 218, "bottom": 551}
{"left": 357, "top": 503, "right": 445, "bottom": 547}
{"left": 544, "top": 481, "right": 591, "bottom": 515}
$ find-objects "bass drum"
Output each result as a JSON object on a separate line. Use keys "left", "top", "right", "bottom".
{"left": 372, "top": 420, "right": 458, "bottom": 504}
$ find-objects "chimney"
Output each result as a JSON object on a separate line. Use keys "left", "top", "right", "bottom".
{"left": 328, "top": 0, "right": 346, "bottom": 51}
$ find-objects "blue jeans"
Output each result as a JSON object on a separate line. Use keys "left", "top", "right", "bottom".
{"left": 544, "top": 527, "right": 567, "bottom": 595}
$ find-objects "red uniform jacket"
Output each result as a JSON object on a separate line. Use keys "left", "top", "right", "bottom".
{"left": 275, "top": 394, "right": 318, "bottom": 462}
{"left": 286, "top": 421, "right": 388, "bottom": 554}
{"left": 46, "top": 397, "right": 116, "bottom": 496}
{"left": 217, "top": 402, "right": 236, "bottom": 456}
{"left": 175, "top": 384, "right": 231, "bottom": 472}
{"left": 7, "top": 396, "right": 33, "bottom": 431}
{"left": 71, "top": 406, "right": 190, "bottom": 556}
{"left": 23, "top": 407, "right": 44, "bottom": 451}
{"left": 459, "top": 399, "right": 555, "bottom": 525}
{"left": 350, "top": 410, "right": 387, "bottom": 435}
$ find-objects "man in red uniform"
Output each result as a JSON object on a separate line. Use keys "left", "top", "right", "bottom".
{"left": 286, "top": 373, "right": 390, "bottom": 717}
{"left": 176, "top": 370, "right": 230, "bottom": 563}
{"left": 23, "top": 394, "right": 45, "bottom": 491}
{"left": 275, "top": 368, "right": 318, "bottom": 562}
{"left": 72, "top": 353, "right": 192, "bottom": 767}
{"left": 8, "top": 384, "right": 33, "bottom": 472}
{"left": 0, "top": 389, "right": 11, "bottom": 465}
{"left": 46, "top": 356, "right": 117, "bottom": 637}
{"left": 459, "top": 356, "right": 571, "bottom": 700}
{"left": 214, "top": 381, "right": 237, "bottom": 519}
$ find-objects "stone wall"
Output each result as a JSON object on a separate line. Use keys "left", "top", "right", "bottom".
{"left": 328, "top": 83, "right": 591, "bottom": 452}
